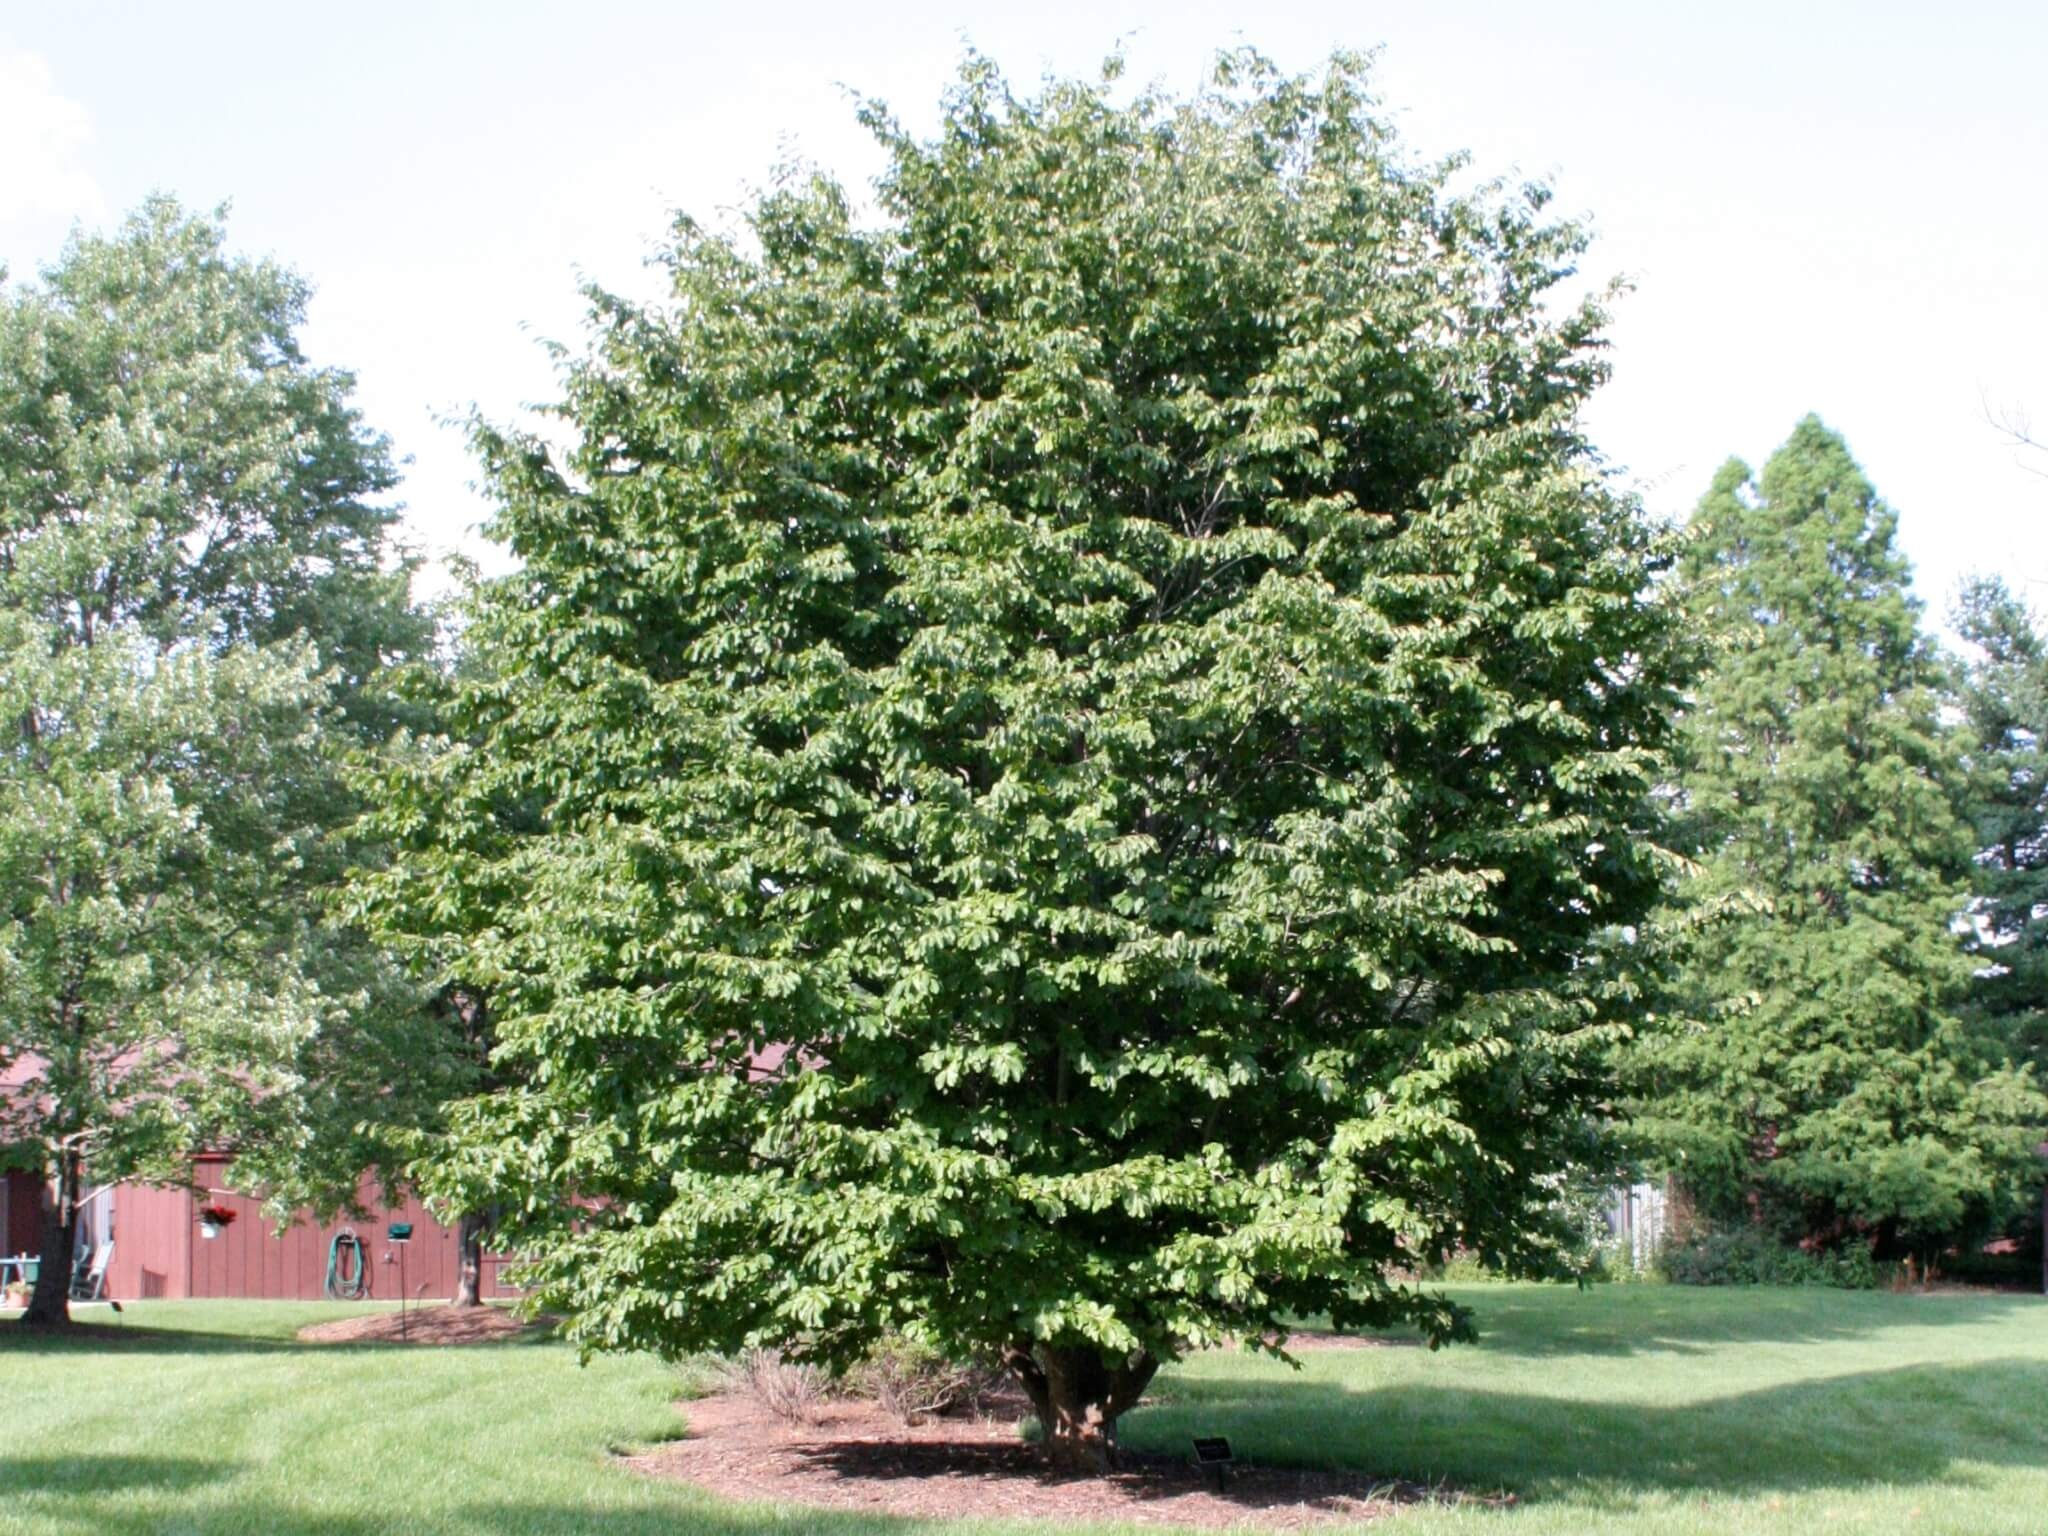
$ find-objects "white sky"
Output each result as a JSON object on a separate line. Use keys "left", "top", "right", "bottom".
{"left": 4, "top": 2, "right": 2044, "bottom": 628}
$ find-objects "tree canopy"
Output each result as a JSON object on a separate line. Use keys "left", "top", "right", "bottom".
{"left": 369, "top": 52, "right": 1686, "bottom": 1460}
{"left": 1632, "top": 418, "right": 2046, "bottom": 1258}
{"left": 0, "top": 198, "right": 430, "bottom": 1324}
{"left": 1956, "top": 576, "right": 2048, "bottom": 1079}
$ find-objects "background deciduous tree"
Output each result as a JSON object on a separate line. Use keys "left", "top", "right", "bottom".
{"left": 222, "top": 636, "right": 512, "bottom": 1308}
{"left": 0, "top": 198, "right": 430, "bottom": 1326}
{"left": 373, "top": 53, "right": 1687, "bottom": 1463}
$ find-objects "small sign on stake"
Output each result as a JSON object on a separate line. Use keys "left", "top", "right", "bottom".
{"left": 1191, "top": 1436, "right": 1235, "bottom": 1492}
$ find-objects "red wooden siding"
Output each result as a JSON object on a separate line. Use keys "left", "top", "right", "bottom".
{"left": 104, "top": 1158, "right": 518, "bottom": 1303}
{"left": 3, "top": 1170, "right": 43, "bottom": 1258}
{"left": 108, "top": 1181, "right": 190, "bottom": 1299}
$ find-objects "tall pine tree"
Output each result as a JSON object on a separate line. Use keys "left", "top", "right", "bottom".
{"left": 1955, "top": 577, "right": 2048, "bottom": 1076}
{"left": 1635, "top": 417, "right": 2045, "bottom": 1262}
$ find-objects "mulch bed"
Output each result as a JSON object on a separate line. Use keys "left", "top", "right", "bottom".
{"left": 297, "top": 1304, "right": 554, "bottom": 1345}
{"left": 628, "top": 1386, "right": 1501, "bottom": 1530}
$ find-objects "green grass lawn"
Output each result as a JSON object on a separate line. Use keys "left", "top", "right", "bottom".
{"left": 3, "top": 1284, "right": 2045, "bottom": 1535}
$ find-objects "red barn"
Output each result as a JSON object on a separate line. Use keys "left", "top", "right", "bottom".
{"left": 3, "top": 1168, "right": 42, "bottom": 1260}
{"left": 5, "top": 1048, "right": 518, "bottom": 1304}
{"left": 6, "top": 1157, "right": 516, "bottom": 1303}
{"left": 125, "top": 1156, "right": 520, "bottom": 1302}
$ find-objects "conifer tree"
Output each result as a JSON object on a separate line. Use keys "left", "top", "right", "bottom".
{"left": 1634, "top": 418, "right": 2045, "bottom": 1260}
{"left": 1955, "top": 577, "right": 2048, "bottom": 1076}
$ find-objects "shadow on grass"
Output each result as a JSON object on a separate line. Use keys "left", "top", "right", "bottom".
{"left": 0, "top": 1321, "right": 299, "bottom": 1356}
{"left": 0, "top": 1456, "right": 229, "bottom": 1494}
{"left": 9, "top": 1486, "right": 910, "bottom": 1536}
{"left": 456, "top": 1504, "right": 908, "bottom": 1535}
{"left": 0, "top": 1317, "right": 563, "bottom": 1358}
{"left": 1280, "top": 1286, "right": 2048, "bottom": 1363}
{"left": 1127, "top": 1357, "right": 2048, "bottom": 1503}
{"left": 1451, "top": 1284, "right": 2048, "bottom": 1359}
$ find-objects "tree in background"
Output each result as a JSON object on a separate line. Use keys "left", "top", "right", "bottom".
{"left": 370, "top": 53, "right": 1685, "bottom": 1464}
{"left": 0, "top": 199, "right": 432, "bottom": 1325}
{"left": 220, "top": 629, "right": 512, "bottom": 1306}
{"left": 228, "top": 966, "right": 500, "bottom": 1304}
{"left": 1633, "top": 418, "right": 2046, "bottom": 1263}
{"left": 1955, "top": 577, "right": 2048, "bottom": 1076}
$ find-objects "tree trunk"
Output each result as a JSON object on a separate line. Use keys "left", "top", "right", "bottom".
{"left": 1003, "top": 1341, "right": 1158, "bottom": 1472}
{"left": 454, "top": 1210, "right": 485, "bottom": 1307}
{"left": 21, "top": 1149, "right": 81, "bottom": 1329}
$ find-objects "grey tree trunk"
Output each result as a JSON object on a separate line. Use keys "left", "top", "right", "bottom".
{"left": 1003, "top": 1341, "right": 1158, "bottom": 1471}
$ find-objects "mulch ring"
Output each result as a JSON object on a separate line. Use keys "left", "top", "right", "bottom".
{"left": 627, "top": 1389, "right": 1506, "bottom": 1530}
{"left": 297, "top": 1304, "right": 556, "bottom": 1346}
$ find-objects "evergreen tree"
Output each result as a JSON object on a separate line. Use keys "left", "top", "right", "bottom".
{"left": 368, "top": 53, "right": 1686, "bottom": 1463}
{"left": 1955, "top": 576, "right": 2048, "bottom": 1075}
{"left": 1634, "top": 417, "right": 2045, "bottom": 1261}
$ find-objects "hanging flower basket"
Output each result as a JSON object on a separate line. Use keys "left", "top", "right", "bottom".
{"left": 198, "top": 1203, "right": 238, "bottom": 1239}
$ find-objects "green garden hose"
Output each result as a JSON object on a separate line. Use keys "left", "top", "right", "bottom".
{"left": 324, "top": 1228, "right": 369, "bottom": 1301}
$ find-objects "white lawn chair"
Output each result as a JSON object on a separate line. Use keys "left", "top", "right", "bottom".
{"left": 70, "top": 1240, "right": 112, "bottom": 1302}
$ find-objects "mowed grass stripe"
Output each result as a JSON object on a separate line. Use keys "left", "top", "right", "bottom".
{"left": 4, "top": 1285, "right": 2046, "bottom": 1535}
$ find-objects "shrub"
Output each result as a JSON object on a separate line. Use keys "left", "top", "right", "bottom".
{"left": 844, "top": 1335, "right": 1006, "bottom": 1425}
{"left": 1942, "top": 1244, "right": 2042, "bottom": 1290}
{"left": 1416, "top": 1251, "right": 1499, "bottom": 1284}
{"left": 723, "top": 1349, "right": 830, "bottom": 1425}
{"left": 1659, "top": 1227, "right": 1881, "bottom": 1288}
{"left": 1575, "top": 1233, "right": 1666, "bottom": 1285}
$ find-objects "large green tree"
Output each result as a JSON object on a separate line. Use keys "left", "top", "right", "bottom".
{"left": 1955, "top": 576, "right": 2048, "bottom": 1078}
{"left": 373, "top": 53, "right": 1684, "bottom": 1462}
{"left": 0, "top": 199, "right": 431, "bottom": 1325}
{"left": 1634, "top": 418, "right": 2045, "bottom": 1261}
